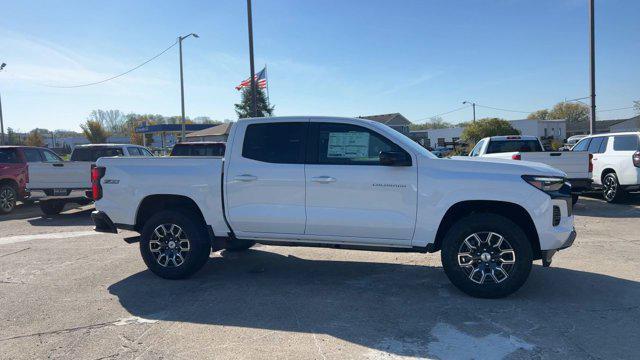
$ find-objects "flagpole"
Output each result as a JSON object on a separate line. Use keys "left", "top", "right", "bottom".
{"left": 264, "top": 64, "right": 270, "bottom": 108}
{"left": 246, "top": 0, "right": 258, "bottom": 118}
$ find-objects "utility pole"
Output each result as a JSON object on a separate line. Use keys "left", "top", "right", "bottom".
{"left": 463, "top": 101, "right": 476, "bottom": 122}
{"left": 0, "top": 62, "right": 6, "bottom": 145}
{"left": 589, "top": 0, "right": 596, "bottom": 134}
{"left": 246, "top": 0, "right": 258, "bottom": 117}
{"left": 178, "top": 33, "right": 199, "bottom": 142}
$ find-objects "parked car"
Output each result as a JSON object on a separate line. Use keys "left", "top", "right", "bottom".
{"left": 170, "top": 142, "right": 226, "bottom": 157}
{"left": 28, "top": 144, "right": 153, "bottom": 215}
{"left": 571, "top": 132, "right": 640, "bottom": 203}
{"left": 0, "top": 146, "right": 30, "bottom": 214}
{"left": 468, "top": 135, "right": 592, "bottom": 204}
{"left": 92, "top": 116, "right": 575, "bottom": 298}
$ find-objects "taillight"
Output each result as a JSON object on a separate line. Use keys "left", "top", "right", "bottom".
{"left": 633, "top": 151, "right": 640, "bottom": 168}
{"left": 512, "top": 154, "right": 521, "bottom": 160}
{"left": 589, "top": 153, "right": 593, "bottom": 173}
{"left": 91, "top": 166, "right": 106, "bottom": 200}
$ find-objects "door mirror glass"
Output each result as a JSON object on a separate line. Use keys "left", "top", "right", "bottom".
{"left": 379, "top": 151, "right": 410, "bottom": 166}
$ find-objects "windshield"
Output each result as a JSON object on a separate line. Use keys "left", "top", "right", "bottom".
{"left": 486, "top": 140, "right": 543, "bottom": 154}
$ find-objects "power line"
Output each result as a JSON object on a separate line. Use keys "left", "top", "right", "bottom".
{"left": 596, "top": 106, "right": 635, "bottom": 113}
{"left": 38, "top": 40, "right": 178, "bottom": 88}
{"left": 474, "top": 104, "right": 532, "bottom": 114}
{"left": 415, "top": 105, "right": 470, "bottom": 122}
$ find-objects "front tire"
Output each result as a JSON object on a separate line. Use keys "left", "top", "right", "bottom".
{"left": 0, "top": 185, "right": 17, "bottom": 214}
{"left": 441, "top": 214, "right": 533, "bottom": 298}
{"left": 140, "top": 210, "right": 211, "bottom": 279}
{"left": 602, "top": 172, "right": 626, "bottom": 203}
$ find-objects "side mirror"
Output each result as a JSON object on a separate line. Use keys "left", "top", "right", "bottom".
{"left": 379, "top": 151, "right": 411, "bottom": 166}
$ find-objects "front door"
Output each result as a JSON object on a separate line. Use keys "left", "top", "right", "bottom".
{"left": 225, "top": 120, "right": 308, "bottom": 236}
{"left": 304, "top": 121, "right": 418, "bottom": 244}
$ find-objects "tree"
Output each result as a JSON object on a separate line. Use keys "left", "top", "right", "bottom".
{"left": 125, "top": 113, "right": 155, "bottom": 145}
{"left": 410, "top": 116, "right": 453, "bottom": 131}
{"left": 89, "top": 110, "right": 127, "bottom": 134}
{"left": 461, "top": 118, "right": 520, "bottom": 143}
{"left": 80, "top": 120, "right": 110, "bottom": 143}
{"left": 6, "top": 128, "right": 22, "bottom": 145}
{"left": 527, "top": 102, "right": 589, "bottom": 124}
{"left": 25, "top": 129, "right": 45, "bottom": 147}
{"left": 527, "top": 109, "right": 551, "bottom": 120}
{"left": 234, "top": 87, "right": 274, "bottom": 118}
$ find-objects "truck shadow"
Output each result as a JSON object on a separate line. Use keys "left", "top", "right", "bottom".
{"left": 573, "top": 194, "right": 640, "bottom": 218}
{"left": 108, "top": 249, "right": 640, "bottom": 358}
{"left": 26, "top": 207, "right": 94, "bottom": 227}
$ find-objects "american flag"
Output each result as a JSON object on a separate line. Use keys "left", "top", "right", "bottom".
{"left": 235, "top": 67, "right": 267, "bottom": 91}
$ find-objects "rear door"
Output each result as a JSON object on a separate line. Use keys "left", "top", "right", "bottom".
{"left": 609, "top": 135, "right": 640, "bottom": 185}
{"left": 304, "top": 121, "right": 418, "bottom": 244}
{"left": 225, "top": 120, "right": 308, "bottom": 236}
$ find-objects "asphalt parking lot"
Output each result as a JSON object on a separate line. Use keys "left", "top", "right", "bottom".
{"left": 1, "top": 196, "right": 639, "bottom": 360}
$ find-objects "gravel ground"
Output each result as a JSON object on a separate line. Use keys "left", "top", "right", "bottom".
{"left": 1, "top": 195, "right": 639, "bottom": 359}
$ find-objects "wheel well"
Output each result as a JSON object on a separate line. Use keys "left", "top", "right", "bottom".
{"left": 433, "top": 200, "right": 541, "bottom": 259}
{"left": 135, "top": 195, "right": 206, "bottom": 232}
{"left": 601, "top": 168, "right": 616, "bottom": 183}
{"left": 0, "top": 178, "right": 19, "bottom": 190}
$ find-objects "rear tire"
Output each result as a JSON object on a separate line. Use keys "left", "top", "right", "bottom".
{"left": 441, "top": 213, "right": 533, "bottom": 298}
{"left": 139, "top": 210, "right": 211, "bottom": 279}
{"left": 0, "top": 184, "right": 18, "bottom": 214}
{"left": 602, "top": 172, "right": 626, "bottom": 203}
{"left": 40, "top": 200, "right": 65, "bottom": 216}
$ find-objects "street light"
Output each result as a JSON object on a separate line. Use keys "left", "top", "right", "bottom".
{"left": 0, "top": 62, "right": 6, "bottom": 145}
{"left": 463, "top": 100, "right": 476, "bottom": 122}
{"left": 178, "top": 33, "right": 199, "bottom": 142}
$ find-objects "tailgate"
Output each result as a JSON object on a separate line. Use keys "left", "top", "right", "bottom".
{"left": 520, "top": 152, "right": 589, "bottom": 179}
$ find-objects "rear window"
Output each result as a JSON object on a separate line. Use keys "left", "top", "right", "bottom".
{"left": 613, "top": 135, "right": 639, "bottom": 151}
{"left": 71, "top": 147, "right": 124, "bottom": 162}
{"left": 171, "top": 143, "right": 225, "bottom": 157}
{"left": 486, "top": 140, "right": 543, "bottom": 154}
{"left": 0, "top": 149, "right": 20, "bottom": 163}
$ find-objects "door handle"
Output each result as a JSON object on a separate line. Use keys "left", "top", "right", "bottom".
{"left": 52, "top": 163, "right": 64, "bottom": 167}
{"left": 234, "top": 174, "right": 257, "bottom": 182}
{"left": 311, "top": 176, "right": 336, "bottom": 183}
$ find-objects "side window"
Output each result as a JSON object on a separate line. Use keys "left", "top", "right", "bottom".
{"left": 0, "top": 149, "right": 20, "bottom": 163}
{"left": 312, "top": 123, "right": 407, "bottom": 165}
{"left": 587, "top": 137, "right": 604, "bottom": 154}
{"left": 127, "top": 147, "right": 141, "bottom": 156}
{"left": 470, "top": 139, "right": 485, "bottom": 157}
{"left": 613, "top": 135, "right": 639, "bottom": 151}
{"left": 23, "top": 149, "right": 43, "bottom": 162}
{"left": 572, "top": 138, "right": 591, "bottom": 152}
{"left": 71, "top": 148, "right": 91, "bottom": 161}
{"left": 140, "top": 148, "right": 153, "bottom": 156}
{"left": 41, "top": 149, "right": 62, "bottom": 162}
{"left": 242, "top": 122, "right": 307, "bottom": 164}
{"left": 597, "top": 137, "right": 609, "bottom": 154}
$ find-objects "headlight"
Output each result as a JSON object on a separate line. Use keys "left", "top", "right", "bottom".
{"left": 522, "top": 175, "right": 565, "bottom": 193}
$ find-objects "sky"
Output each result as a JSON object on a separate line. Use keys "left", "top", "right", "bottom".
{"left": 0, "top": 0, "right": 638, "bottom": 132}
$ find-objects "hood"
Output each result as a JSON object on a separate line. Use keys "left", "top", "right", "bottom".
{"left": 434, "top": 156, "right": 567, "bottom": 178}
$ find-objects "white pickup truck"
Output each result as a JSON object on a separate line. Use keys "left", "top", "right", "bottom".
{"left": 28, "top": 144, "right": 153, "bottom": 215}
{"left": 468, "top": 135, "right": 593, "bottom": 203}
{"left": 92, "top": 116, "right": 576, "bottom": 298}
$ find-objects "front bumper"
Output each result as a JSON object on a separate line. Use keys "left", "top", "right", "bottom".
{"left": 91, "top": 210, "right": 117, "bottom": 234}
{"left": 541, "top": 228, "right": 576, "bottom": 266}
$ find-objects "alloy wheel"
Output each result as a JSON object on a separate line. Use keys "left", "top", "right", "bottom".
{"left": 457, "top": 231, "right": 516, "bottom": 284}
{"left": 149, "top": 224, "right": 191, "bottom": 267}
{"left": 0, "top": 188, "right": 16, "bottom": 213}
{"left": 603, "top": 175, "right": 617, "bottom": 202}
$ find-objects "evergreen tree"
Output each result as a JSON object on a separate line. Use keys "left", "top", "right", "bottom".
{"left": 234, "top": 87, "right": 274, "bottom": 118}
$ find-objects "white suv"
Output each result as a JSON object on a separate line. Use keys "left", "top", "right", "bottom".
{"left": 572, "top": 132, "right": 640, "bottom": 203}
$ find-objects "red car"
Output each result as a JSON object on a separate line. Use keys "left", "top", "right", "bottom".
{"left": 0, "top": 146, "right": 30, "bottom": 214}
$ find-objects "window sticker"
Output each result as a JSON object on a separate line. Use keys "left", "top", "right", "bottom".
{"left": 327, "top": 132, "right": 370, "bottom": 158}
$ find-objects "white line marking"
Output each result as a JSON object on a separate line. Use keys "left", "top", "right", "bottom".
{"left": 0, "top": 231, "right": 102, "bottom": 245}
